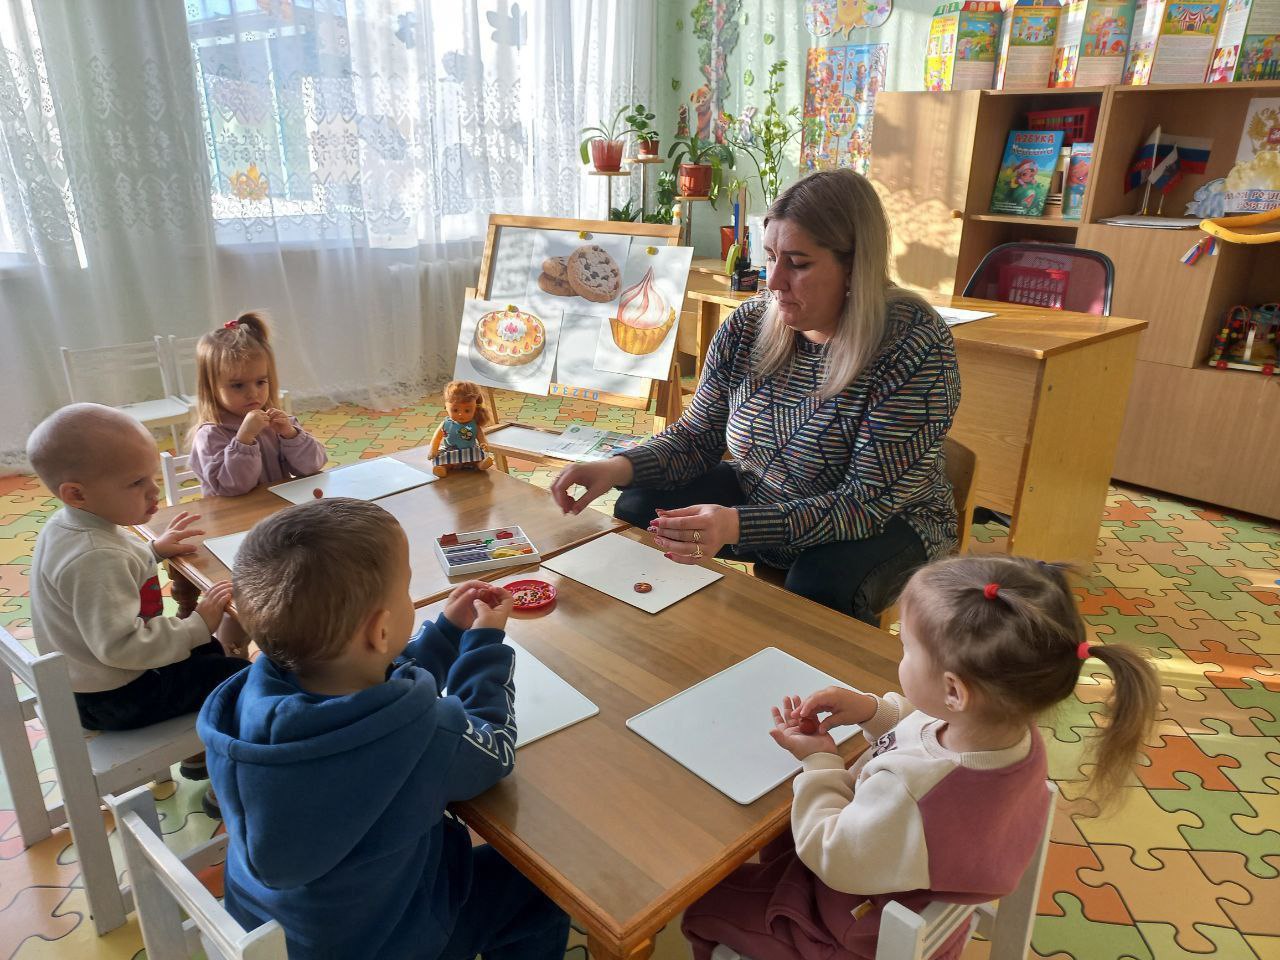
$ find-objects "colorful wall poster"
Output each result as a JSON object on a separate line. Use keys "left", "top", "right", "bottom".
{"left": 1125, "top": 0, "right": 1224, "bottom": 82}
{"left": 996, "top": 0, "right": 1066, "bottom": 90}
{"left": 801, "top": 43, "right": 889, "bottom": 175}
{"left": 1052, "top": 0, "right": 1136, "bottom": 85}
{"left": 1224, "top": 98, "right": 1280, "bottom": 212}
{"left": 524, "top": 229, "right": 633, "bottom": 320}
{"left": 592, "top": 243, "right": 695, "bottom": 381}
{"left": 1209, "top": 0, "right": 1280, "bottom": 80}
{"left": 804, "top": 0, "right": 894, "bottom": 36}
{"left": 925, "top": 1, "right": 1004, "bottom": 90}
{"left": 453, "top": 299, "right": 563, "bottom": 396}
{"left": 990, "top": 129, "right": 1067, "bottom": 216}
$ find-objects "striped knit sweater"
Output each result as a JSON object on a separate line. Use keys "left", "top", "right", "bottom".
{"left": 622, "top": 294, "right": 961, "bottom": 567}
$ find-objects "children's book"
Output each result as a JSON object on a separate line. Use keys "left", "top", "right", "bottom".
{"left": 1063, "top": 142, "right": 1094, "bottom": 219}
{"left": 990, "top": 130, "right": 1068, "bottom": 216}
{"left": 543, "top": 424, "right": 643, "bottom": 463}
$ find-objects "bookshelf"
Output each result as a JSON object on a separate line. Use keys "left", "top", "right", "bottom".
{"left": 871, "top": 81, "right": 1280, "bottom": 519}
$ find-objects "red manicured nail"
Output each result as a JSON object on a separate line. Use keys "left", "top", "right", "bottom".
{"left": 664, "top": 552, "right": 673, "bottom": 559}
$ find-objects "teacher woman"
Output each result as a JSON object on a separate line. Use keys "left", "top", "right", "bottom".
{"left": 551, "top": 169, "right": 960, "bottom": 624}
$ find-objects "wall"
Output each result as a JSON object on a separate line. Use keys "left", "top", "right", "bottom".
{"left": 653, "top": 0, "right": 942, "bottom": 257}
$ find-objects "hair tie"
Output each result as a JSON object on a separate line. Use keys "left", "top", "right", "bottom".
{"left": 1077, "top": 641, "right": 1094, "bottom": 661}
{"left": 224, "top": 319, "right": 239, "bottom": 329}
{"left": 983, "top": 583, "right": 1000, "bottom": 601}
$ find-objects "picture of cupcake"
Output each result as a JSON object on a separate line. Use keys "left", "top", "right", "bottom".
{"left": 609, "top": 267, "right": 676, "bottom": 355}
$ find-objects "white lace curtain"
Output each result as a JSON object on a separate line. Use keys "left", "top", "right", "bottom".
{"left": 0, "top": 0, "right": 656, "bottom": 468}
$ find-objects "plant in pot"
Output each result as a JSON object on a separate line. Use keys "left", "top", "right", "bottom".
{"left": 625, "top": 103, "right": 660, "bottom": 157}
{"left": 723, "top": 60, "right": 802, "bottom": 207}
{"left": 642, "top": 170, "right": 678, "bottom": 224}
{"left": 580, "top": 105, "right": 631, "bottom": 172}
{"left": 667, "top": 133, "right": 735, "bottom": 202}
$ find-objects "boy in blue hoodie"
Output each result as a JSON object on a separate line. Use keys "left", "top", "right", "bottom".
{"left": 198, "top": 497, "right": 570, "bottom": 960}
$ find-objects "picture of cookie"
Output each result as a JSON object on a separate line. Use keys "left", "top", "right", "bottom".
{"left": 567, "top": 244, "right": 622, "bottom": 303}
{"left": 537, "top": 271, "right": 575, "bottom": 297}
{"left": 541, "top": 255, "right": 569, "bottom": 279}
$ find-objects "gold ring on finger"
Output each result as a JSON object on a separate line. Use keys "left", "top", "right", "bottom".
{"left": 693, "top": 544, "right": 704, "bottom": 559}
{"left": 692, "top": 529, "right": 703, "bottom": 544}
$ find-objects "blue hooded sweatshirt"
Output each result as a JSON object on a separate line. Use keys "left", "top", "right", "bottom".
{"left": 197, "top": 615, "right": 516, "bottom": 960}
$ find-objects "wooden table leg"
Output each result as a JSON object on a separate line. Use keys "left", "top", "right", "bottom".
{"left": 587, "top": 935, "right": 654, "bottom": 960}
{"left": 168, "top": 563, "right": 199, "bottom": 619}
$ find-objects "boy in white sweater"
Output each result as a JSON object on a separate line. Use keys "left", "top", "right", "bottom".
{"left": 27, "top": 404, "right": 247, "bottom": 749}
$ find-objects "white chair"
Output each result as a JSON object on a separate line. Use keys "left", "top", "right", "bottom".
{"left": 159, "top": 333, "right": 292, "bottom": 414}
{"left": 61, "top": 341, "right": 193, "bottom": 450}
{"left": 161, "top": 451, "right": 201, "bottom": 507}
{"left": 711, "top": 782, "right": 1058, "bottom": 960}
{"left": 108, "top": 786, "right": 287, "bottom": 960}
{"left": 0, "top": 625, "right": 205, "bottom": 934}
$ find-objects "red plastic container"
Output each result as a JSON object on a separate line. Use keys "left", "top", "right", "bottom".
{"left": 1026, "top": 105, "right": 1098, "bottom": 146}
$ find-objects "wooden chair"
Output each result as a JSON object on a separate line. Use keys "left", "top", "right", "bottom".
{"left": 61, "top": 341, "right": 192, "bottom": 450}
{"left": 160, "top": 451, "right": 201, "bottom": 507}
{"left": 962, "top": 242, "right": 1115, "bottom": 317}
{"left": 108, "top": 786, "right": 287, "bottom": 960}
{"left": 711, "top": 783, "right": 1057, "bottom": 960}
{"left": 0, "top": 625, "right": 206, "bottom": 934}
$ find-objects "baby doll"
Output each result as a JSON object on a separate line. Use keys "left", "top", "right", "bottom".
{"left": 429, "top": 381, "right": 494, "bottom": 478}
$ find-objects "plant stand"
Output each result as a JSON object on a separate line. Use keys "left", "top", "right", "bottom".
{"left": 588, "top": 169, "right": 633, "bottom": 219}
{"left": 630, "top": 156, "right": 665, "bottom": 219}
{"left": 674, "top": 195, "right": 711, "bottom": 246}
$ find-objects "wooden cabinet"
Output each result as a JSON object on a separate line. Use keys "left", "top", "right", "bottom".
{"left": 871, "top": 82, "right": 1280, "bottom": 520}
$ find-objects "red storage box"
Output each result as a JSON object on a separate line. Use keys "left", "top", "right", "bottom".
{"left": 1026, "top": 105, "right": 1098, "bottom": 145}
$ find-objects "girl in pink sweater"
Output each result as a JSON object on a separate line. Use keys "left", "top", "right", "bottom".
{"left": 683, "top": 555, "right": 1159, "bottom": 960}
{"left": 187, "top": 313, "right": 326, "bottom": 497}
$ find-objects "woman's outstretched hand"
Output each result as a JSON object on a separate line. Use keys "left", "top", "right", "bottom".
{"left": 550, "top": 456, "right": 634, "bottom": 515}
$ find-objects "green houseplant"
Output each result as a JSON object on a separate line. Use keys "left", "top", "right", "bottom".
{"left": 580, "top": 105, "right": 631, "bottom": 172}
{"left": 625, "top": 103, "right": 660, "bottom": 156}
{"left": 642, "top": 170, "right": 678, "bottom": 224}
{"left": 667, "top": 133, "right": 735, "bottom": 202}
{"left": 723, "top": 60, "right": 802, "bottom": 207}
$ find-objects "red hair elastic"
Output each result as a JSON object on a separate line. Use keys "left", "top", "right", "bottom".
{"left": 1077, "top": 641, "right": 1093, "bottom": 660}
{"left": 983, "top": 583, "right": 1000, "bottom": 600}
{"left": 224, "top": 319, "right": 239, "bottom": 329}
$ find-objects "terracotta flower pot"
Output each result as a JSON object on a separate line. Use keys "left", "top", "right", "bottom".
{"left": 637, "top": 137, "right": 660, "bottom": 157}
{"left": 590, "top": 138, "right": 625, "bottom": 172}
{"left": 679, "top": 162, "right": 712, "bottom": 197}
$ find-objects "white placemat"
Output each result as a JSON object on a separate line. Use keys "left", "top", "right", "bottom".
{"left": 204, "top": 530, "right": 250, "bottom": 571}
{"left": 541, "top": 532, "right": 721, "bottom": 614}
{"left": 270, "top": 457, "right": 436, "bottom": 504}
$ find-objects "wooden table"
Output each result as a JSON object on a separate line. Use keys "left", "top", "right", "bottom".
{"left": 687, "top": 290, "right": 1148, "bottom": 564}
{"left": 421, "top": 528, "right": 904, "bottom": 960}
{"left": 138, "top": 448, "right": 624, "bottom": 607}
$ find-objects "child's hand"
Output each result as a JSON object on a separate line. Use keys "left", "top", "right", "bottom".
{"left": 237, "top": 410, "right": 270, "bottom": 445}
{"left": 196, "top": 581, "right": 234, "bottom": 633}
{"left": 215, "top": 612, "right": 250, "bottom": 658}
{"left": 770, "top": 694, "right": 838, "bottom": 760}
{"left": 795, "top": 686, "right": 879, "bottom": 734}
{"left": 152, "top": 511, "right": 205, "bottom": 559}
{"left": 266, "top": 408, "right": 298, "bottom": 438}
{"left": 472, "top": 588, "right": 514, "bottom": 632}
{"left": 443, "top": 579, "right": 499, "bottom": 631}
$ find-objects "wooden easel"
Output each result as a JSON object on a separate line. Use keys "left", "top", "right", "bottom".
{"left": 466, "top": 214, "right": 686, "bottom": 471}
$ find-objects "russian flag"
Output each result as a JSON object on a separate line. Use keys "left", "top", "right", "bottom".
{"left": 1164, "top": 134, "right": 1212, "bottom": 174}
{"left": 1126, "top": 126, "right": 1162, "bottom": 192}
{"left": 1150, "top": 146, "right": 1182, "bottom": 193}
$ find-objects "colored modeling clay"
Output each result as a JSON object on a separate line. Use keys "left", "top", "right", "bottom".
{"left": 633, "top": 581, "right": 653, "bottom": 593}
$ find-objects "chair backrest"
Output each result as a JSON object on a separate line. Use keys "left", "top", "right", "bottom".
{"left": 962, "top": 242, "right": 1114, "bottom": 316}
{"left": 108, "top": 787, "right": 288, "bottom": 960}
{"left": 161, "top": 451, "right": 201, "bottom": 507}
{"left": 61, "top": 341, "right": 171, "bottom": 408}
{"left": 941, "top": 436, "right": 977, "bottom": 554}
{"left": 161, "top": 334, "right": 203, "bottom": 403}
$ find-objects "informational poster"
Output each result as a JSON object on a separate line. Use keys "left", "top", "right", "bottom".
{"left": 1208, "top": 0, "right": 1280, "bottom": 81}
{"left": 1126, "top": 0, "right": 1224, "bottom": 83}
{"left": 1224, "top": 98, "right": 1280, "bottom": 213}
{"left": 996, "top": 0, "right": 1066, "bottom": 90}
{"left": 801, "top": 43, "right": 889, "bottom": 175}
{"left": 1052, "top": 0, "right": 1136, "bottom": 86}
{"left": 925, "top": 1, "right": 1003, "bottom": 91}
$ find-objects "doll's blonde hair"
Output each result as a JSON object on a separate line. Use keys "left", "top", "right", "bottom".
{"left": 443, "top": 380, "right": 491, "bottom": 427}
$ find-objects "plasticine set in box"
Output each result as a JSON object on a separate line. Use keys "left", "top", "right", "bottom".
{"left": 926, "top": 0, "right": 1005, "bottom": 90}
{"left": 1051, "top": 0, "right": 1137, "bottom": 86}
{"left": 1208, "top": 0, "right": 1280, "bottom": 81}
{"left": 435, "top": 526, "right": 540, "bottom": 576}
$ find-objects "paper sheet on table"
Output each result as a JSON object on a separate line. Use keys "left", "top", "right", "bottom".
{"left": 936, "top": 306, "right": 995, "bottom": 326}
{"left": 541, "top": 532, "right": 722, "bottom": 614}
{"left": 627, "top": 647, "right": 862, "bottom": 805}
{"left": 270, "top": 457, "right": 435, "bottom": 504}
{"left": 204, "top": 531, "right": 250, "bottom": 571}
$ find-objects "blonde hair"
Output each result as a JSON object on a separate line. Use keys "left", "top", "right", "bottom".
{"left": 755, "top": 169, "right": 933, "bottom": 400}
{"left": 190, "top": 312, "right": 281, "bottom": 436}
{"left": 234, "top": 498, "right": 404, "bottom": 670}
{"left": 443, "top": 380, "right": 491, "bottom": 427}
{"left": 899, "top": 555, "right": 1159, "bottom": 807}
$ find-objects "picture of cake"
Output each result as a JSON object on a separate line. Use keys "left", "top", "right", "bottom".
{"left": 473, "top": 306, "right": 546, "bottom": 367}
{"left": 609, "top": 267, "right": 676, "bottom": 355}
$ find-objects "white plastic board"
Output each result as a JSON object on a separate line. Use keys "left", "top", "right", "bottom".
{"left": 204, "top": 531, "right": 250, "bottom": 571}
{"left": 270, "top": 457, "right": 436, "bottom": 504}
{"left": 485, "top": 425, "right": 566, "bottom": 458}
{"left": 541, "top": 532, "right": 722, "bottom": 614}
{"left": 627, "top": 647, "right": 862, "bottom": 805}
{"left": 505, "top": 638, "right": 599, "bottom": 748}
{"left": 935, "top": 306, "right": 995, "bottom": 326}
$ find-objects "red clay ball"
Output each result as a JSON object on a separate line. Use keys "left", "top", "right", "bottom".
{"left": 797, "top": 717, "right": 819, "bottom": 736}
